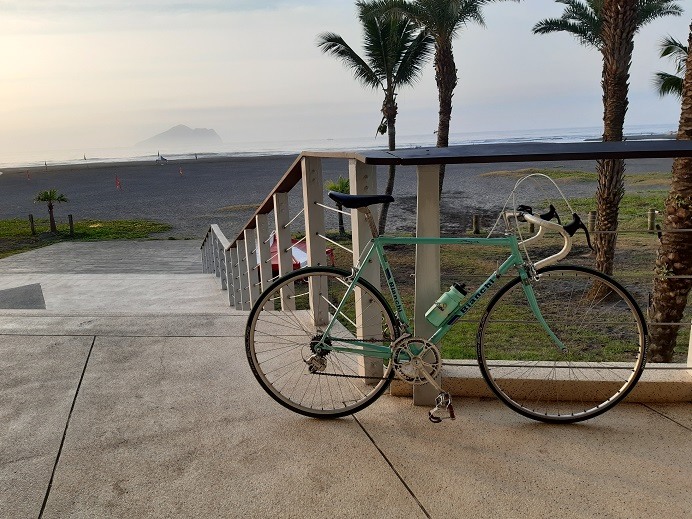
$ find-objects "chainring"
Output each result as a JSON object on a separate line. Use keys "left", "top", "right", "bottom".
{"left": 391, "top": 336, "right": 441, "bottom": 385}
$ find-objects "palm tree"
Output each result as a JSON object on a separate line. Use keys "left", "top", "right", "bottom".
{"left": 317, "top": 1, "right": 432, "bottom": 233}
{"left": 653, "top": 35, "right": 687, "bottom": 98}
{"left": 367, "top": 0, "right": 521, "bottom": 198}
{"left": 34, "top": 189, "right": 68, "bottom": 233}
{"left": 325, "top": 176, "right": 351, "bottom": 236}
{"left": 533, "top": 0, "right": 682, "bottom": 276}
{"left": 649, "top": 22, "right": 692, "bottom": 362}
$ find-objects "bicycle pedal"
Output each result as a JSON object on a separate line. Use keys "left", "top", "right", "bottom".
{"left": 428, "top": 402, "right": 456, "bottom": 423}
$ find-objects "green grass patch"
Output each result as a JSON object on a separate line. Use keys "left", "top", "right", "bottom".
{"left": 481, "top": 168, "right": 596, "bottom": 182}
{"left": 567, "top": 192, "right": 668, "bottom": 231}
{"left": 0, "top": 218, "right": 171, "bottom": 258}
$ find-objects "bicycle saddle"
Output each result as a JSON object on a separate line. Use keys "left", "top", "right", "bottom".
{"left": 327, "top": 191, "right": 394, "bottom": 209}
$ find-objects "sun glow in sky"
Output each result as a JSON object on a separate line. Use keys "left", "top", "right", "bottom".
{"left": 0, "top": 0, "right": 688, "bottom": 157}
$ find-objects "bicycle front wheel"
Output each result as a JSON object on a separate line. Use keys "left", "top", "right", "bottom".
{"left": 477, "top": 265, "right": 647, "bottom": 423}
{"left": 246, "top": 267, "right": 398, "bottom": 418}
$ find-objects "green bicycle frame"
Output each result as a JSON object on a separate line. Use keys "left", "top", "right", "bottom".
{"left": 317, "top": 234, "right": 566, "bottom": 359}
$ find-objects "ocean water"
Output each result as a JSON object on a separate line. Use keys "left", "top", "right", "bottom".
{"left": 0, "top": 123, "right": 676, "bottom": 170}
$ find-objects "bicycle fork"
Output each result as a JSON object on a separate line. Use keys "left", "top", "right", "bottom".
{"left": 520, "top": 273, "right": 567, "bottom": 353}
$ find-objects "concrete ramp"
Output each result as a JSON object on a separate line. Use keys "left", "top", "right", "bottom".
{"left": 0, "top": 241, "right": 238, "bottom": 317}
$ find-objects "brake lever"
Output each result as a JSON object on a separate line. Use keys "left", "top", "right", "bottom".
{"left": 563, "top": 213, "right": 594, "bottom": 250}
{"left": 540, "top": 204, "right": 562, "bottom": 225}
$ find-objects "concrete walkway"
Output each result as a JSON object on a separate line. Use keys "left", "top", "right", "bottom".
{"left": 1, "top": 241, "right": 690, "bottom": 518}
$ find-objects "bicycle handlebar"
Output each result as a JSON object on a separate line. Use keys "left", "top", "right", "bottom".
{"left": 512, "top": 209, "right": 590, "bottom": 270}
{"left": 519, "top": 212, "right": 572, "bottom": 269}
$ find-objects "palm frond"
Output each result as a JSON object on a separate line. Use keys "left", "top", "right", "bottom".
{"left": 393, "top": 27, "right": 434, "bottom": 86}
{"left": 533, "top": 17, "right": 601, "bottom": 49}
{"left": 653, "top": 71, "right": 684, "bottom": 99}
{"left": 658, "top": 35, "right": 688, "bottom": 73}
{"left": 636, "top": 0, "right": 683, "bottom": 31}
{"left": 316, "top": 32, "right": 381, "bottom": 90}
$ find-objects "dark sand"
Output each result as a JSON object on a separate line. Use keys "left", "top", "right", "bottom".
{"left": 0, "top": 155, "right": 673, "bottom": 240}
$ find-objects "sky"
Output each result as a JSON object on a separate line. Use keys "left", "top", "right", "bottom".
{"left": 0, "top": 0, "right": 689, "bottom": 157}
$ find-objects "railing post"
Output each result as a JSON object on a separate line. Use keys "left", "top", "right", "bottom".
{"left": 218, "top": 238, "right": 228, "bottom": 291}
{"left": 413, "top": 164, "right": 441, "bottom": 406}
{"left": 301, "top": 157, "right": 328, "bottom": 325}
{"left": 203, "top": 235, "right": 211, "bottom": 273}
{"left": 213, "top": 233, "right": 228, "bottom": 290}
{"left": 349, "top": 159, "right": 381, "bottom": 382}
{"left": 224, "top": 246, "right": 234, "bottom": 306}
{"left": 236, "top": 238, "right": 250, "bottom": 311}
{"left": 212, "top": 235, "right": 220, "bottom": 278}
{"left": 206, "top": 235, "right": 214, "bottom": 273}
{"left": 273, "top": 192, "right": 295, "bottom": 310}
{"left": 230, "top": 246, "right": 243, "bottom": 311}
{"left": 244, "top": 228, "right": 261, "bottom": 306}
{"left": 201, "top": 237, "right": 207, "bottom": 273}
{"left": 255, "top": 213, "right": 273, "bottom": 308}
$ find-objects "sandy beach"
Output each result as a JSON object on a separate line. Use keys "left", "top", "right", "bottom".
{"left": 0, "top": 154, "right": 674, "bottom": 240}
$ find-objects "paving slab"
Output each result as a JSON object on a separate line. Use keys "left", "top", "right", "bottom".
{"left": 645, "top": 403, "right": 692, "bottom": 430}
{"left": 41, "top": 336, "right": 424, "bottom": 518}
{"left": 355, "top": 396, "right": 692, "bottom": 518}
{"left": 0, "top": 335, "right": 93, "bottom": 518}
{"left": 0, "top": 314, "right": 245, "bottom": 337}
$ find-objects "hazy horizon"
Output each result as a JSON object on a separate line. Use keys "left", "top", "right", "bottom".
{"left": 0, "top": 1, "right": 689, "bottom": 160}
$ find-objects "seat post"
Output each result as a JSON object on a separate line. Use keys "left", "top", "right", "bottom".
{"left": 358, "top": 207, "right": 379, "bottom": 239}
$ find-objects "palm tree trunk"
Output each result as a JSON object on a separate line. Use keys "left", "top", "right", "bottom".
{"left": 379, "top": 94, "right": 398, "bottom": 234}
{"left": 48, "top": 202, "right": 57, "bottom": 233}
{"left": 434, "top": 40, "right": 457, "bottom": 200}
{"left": 649, "top": 23, "right": 692, "bottom": 362}
{"left": 593, "top": 0, "right": 637, "bottom": 276}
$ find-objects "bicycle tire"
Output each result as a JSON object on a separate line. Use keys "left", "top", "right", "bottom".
{"left": 477, "top": 265, "right": 647, "bottom": 423}
{"left": 246, "top": 266, "right": 398, "bottom": 418}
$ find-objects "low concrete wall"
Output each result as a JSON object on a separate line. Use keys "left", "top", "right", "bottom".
{"left": 391, "top": 362, "right": 692, "bottom": 403}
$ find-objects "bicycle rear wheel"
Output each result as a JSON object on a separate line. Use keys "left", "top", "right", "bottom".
{"left": 477, "top": 265, "right": 647, "bottom": 423}
{"left": 246, "top": 267, "right": 398, "bottom": 418}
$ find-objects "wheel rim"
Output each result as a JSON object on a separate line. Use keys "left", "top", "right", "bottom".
{"left": 478, "top": 266, "right": 646, "bottom": 422}
{"left": 247, "top": 268, "right": 396, "bottom": 417}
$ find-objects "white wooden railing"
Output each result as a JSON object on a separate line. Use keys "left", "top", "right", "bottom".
{"left": 200, "top": 153, "right": 378, "bottom": 312}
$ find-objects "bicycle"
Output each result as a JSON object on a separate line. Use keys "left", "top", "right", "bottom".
{"left": 245, "top": 176, "right": 647, "bottom": 424}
